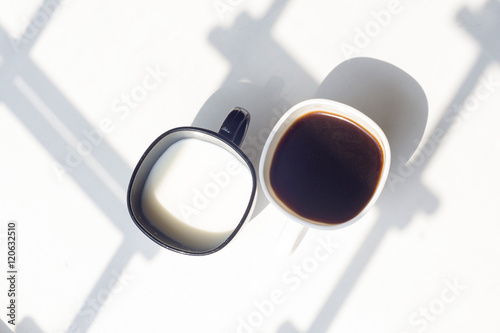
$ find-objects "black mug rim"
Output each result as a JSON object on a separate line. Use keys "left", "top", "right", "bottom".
{"left": 127, "top": 126, "right": 257, "bottom": 256}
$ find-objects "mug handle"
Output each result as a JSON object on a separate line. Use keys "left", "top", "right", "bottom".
{"left": 219, "top": 106, "right": 308, "bottom": 255}
{"left": 218, "top": 107, "right": 250, "bottom": 147}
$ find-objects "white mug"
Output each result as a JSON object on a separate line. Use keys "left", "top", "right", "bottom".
{"left": 260, "top": 98, "right": 391, "bottom": 231}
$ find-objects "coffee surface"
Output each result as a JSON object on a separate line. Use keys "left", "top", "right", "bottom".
{"left": 270, "top": 111, "right": 383, "bottom": 224}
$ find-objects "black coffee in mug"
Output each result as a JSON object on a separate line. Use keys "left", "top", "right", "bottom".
{"left": 269, "top": 111, "right": 384, "bottom": 225}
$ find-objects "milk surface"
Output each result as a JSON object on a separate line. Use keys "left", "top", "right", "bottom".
{"left": 142, "top": 138, "right": 253, "bottom": 251}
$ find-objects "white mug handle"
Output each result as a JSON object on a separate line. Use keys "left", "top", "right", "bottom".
{"left": 274, "top": 220, "right": 309, "bottom": 255}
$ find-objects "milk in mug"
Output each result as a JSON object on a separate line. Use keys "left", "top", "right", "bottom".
{"left": 141, "top": 138, "right": 254, "bottom": 251}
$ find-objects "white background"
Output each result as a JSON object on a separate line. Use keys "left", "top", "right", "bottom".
{"left": 1, "top": 0, "right": 499, "bottom": 332}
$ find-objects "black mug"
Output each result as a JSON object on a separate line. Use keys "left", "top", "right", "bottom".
{"left": 127, "top": 108, "right": 257, "bottom": 255}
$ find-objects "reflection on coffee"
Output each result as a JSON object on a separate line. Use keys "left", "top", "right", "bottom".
{"left": 270, "top": 111, "right": 383, "bottom": 225}
{"left": 141, "top": 138, "right": 253, "bottom": 251}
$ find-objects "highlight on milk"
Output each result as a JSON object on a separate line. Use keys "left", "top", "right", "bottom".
{"left": 141, "top": 138, "right": 254, "bottom": 250}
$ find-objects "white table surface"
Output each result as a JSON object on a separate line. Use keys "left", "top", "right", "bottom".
{"left": 1, "top": 0, "right": 499, "bottom": 332}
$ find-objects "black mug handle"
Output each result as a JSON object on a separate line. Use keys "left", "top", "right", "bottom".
{"left": 218, "top": 107, "right": 250, "bottom": 147}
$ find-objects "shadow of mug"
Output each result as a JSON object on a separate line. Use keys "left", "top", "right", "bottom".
{"left": 316, "top": 57, "right": 428, "bottom": 173}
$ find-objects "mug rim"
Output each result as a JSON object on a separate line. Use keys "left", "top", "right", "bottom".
{"left": 259, "top": 98, "right": 391, "bottom": 230}
{"left": 127, "top": 126, "right": 257, "bottom": 255}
